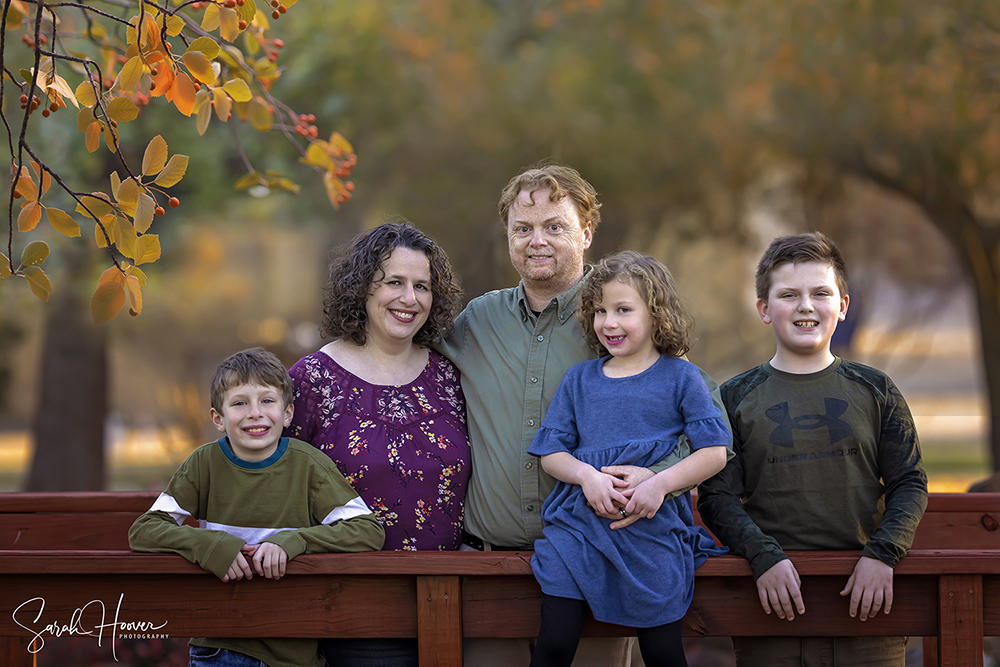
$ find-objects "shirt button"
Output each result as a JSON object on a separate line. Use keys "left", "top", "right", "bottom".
{"left": 536, "top": 335, "right": 544, "bottom": 342}
{"left": 530, "top": 377, "right": 538, "bottom": 383}
{"left": 527, "top": 505, "right": 535, "bottom": 512}
{"left": 525, "top": 461, "right": 533, "bottom": 469}
{"left": 528, "top": 419, "right": 535, "bottom": 427}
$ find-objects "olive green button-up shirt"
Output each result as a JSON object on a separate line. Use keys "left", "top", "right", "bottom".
{"left": 437, "top": 279, "right": 594, "bottom": 547}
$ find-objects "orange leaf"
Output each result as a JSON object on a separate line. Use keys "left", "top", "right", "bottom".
{"left": 125, "top": 274, "right": 143, "bottom": 315}
{"left": 91, "top": 270, "right": 126, "bottom": 324}
{"left": 85, "top": 122, "right": 102, "bottom": 153}
{"left": 183, "top": 51, "right": 217, "bottom": 85}
{"left": 170, "top": 73, "right": 197, "bottom": 116}
{"left": 12, "top": 168, "right": 38, "bottom": 201}
{"left": 150, "top": 59, "right": 175, "bottom": 99}
{"left": 17, "top": 201, "right": 42, "bottom": 232}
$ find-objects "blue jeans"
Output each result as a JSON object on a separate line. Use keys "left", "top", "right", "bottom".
{"left": 321, "top": 638, "right": 419, "bottom": 667}
{"left": 189, "top": 645, "right": 268, "bottom": 667}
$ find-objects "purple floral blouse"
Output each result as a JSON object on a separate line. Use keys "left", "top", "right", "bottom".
{"left": 285, "top": 349, "right": 471, "bottom": 550}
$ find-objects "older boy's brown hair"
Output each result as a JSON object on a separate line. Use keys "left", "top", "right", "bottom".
{"left": 580, "top": 250, "right": 693, "bottom": 357}
{"left": 755, "top": 232, "right": 849, "bottom": 300}
{"left": 210, "top": 347, "right": 293, "bottom": 413}
{"left": 498, "top": 163, "right": 601, "bottom": 233}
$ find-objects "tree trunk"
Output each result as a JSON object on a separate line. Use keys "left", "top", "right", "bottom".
{"left": 24, "top": 283, "right": 107, "bottom": 491}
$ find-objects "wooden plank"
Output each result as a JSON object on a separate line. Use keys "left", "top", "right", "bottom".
{"left": 910, "top": 511, "right": 1000, "bottom": 550}
{"left": 937, "top": 574, "right": 983, "bottom": 667}
{"left": 417, "top": 576, "right": 462, "bottom": 667}
{"left": 925, "top": 493, "right": 1000, "bottom": 513}
{"left": 923, "top": 637, "right": 938, "bottom": 667}
{"left": 0, "top": 492, "right": 157, "bottom": 513}
{"left": 0, "top": 636, "right": 34, "bottom": 667}
{"left": 985, "top": 575, "right": 1000, "bottom": 635}
{"left": 0, "top": 514, "right": 137, "bottom": 550}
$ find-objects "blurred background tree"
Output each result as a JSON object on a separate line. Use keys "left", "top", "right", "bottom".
{"left": 0, "top": 0, "right": 993, "bottom": 492}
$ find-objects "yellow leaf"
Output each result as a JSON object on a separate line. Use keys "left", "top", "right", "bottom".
{"left": 0, "top": 253, "right": 11, "bottom": 279}
{"left": 91, "top": 271, "right": 126, "bottom": 324}
{"left": 244, "top": 30, "right": 260, "bottom": 57}
{"left": 324, "top": 172, "right": 342, "bottom": 209}
{"left": 213, "top": 88, "right": 231, "bottom": 122}
{"left": 125, "top": 274, "right": 143, "bottom": 315}
{"left": 187, "top": 36, "right": 221, "bottom": 61}
{"left": 115, "top": 215, "right": 137, "bottom": 258}
{"left": 196, "top": 97, "right": 212, "bottom": 135}
{"left": 77, "top": 106, "right": 97, "bottom": 132}
{"left": 5, "top": 6, "right": 22, "bottom": 30}
{"left": 45, "top": 208, "right": 82, "bottom": 237}
{"left": 142, "top": 135, "right": 169, "bottom": 176}
{"left": 201, "top": 3, "right": 221, "bottom": 32}
{"left": 271, "top": 178, "right": 300, "bottom": 194}
{"left": 75, "top": 80, "right": 98, "bottom": 109}
{"left": 76, "top": 194, "right": 114, "bottom": 219}
{"left": 135, "top": 193, "right": 156, "bottom": 233}
{"left": 154, "top": 154, "right": 189, "bottom": 187}
{"left": 23, "top": 265, "right": 52, "bottom": 302}
{"left": 183, "top": 51, "right": 217, "bottom": 85}
{"left": 330, "top": 132, "right": 354, "bottom": 155}
{"left": 104, "top": 121, "right": 121, "bottom": 153}
{"left": 171, "top": 72, "right": 197, "bottom": 116}
{"left": 131, "top": 265, "right": 148, "bottom": 288}
{"left": 219, "top": 6, "right": 239, "bottom": 42}
{"left": 20, "top": 240, "right": 49, "bottom": 266}
{"left": 117, "top": 56, "right": 145, "bottom": 94}
{"left": 239, "top": 0, "right": 257, "bottom": 22}
{"left": 111, "top": 171, "right": 122, "bottom": 198}
{"left": 234, "top": 171, "right": 264, "bottom": 190}
{"left": 248, "top": 96, "right": 272, "bottom": 131}
{"left": 165, "top": 15, "right": 185, "bottom": 36}
{"left": 116, "top": 178, "right": 139, "bottom": 216}
{"left": 223, "top": 78, "right": 252, "bottom": 103}
{"left": 85, "top": 122, "right": 101, "bottom": 153}
{"left": 106, "top": 97, "right": 139, "bottom": 123}
{"left": 17, "top": 201, "right": 41, "bottom": 232}
{"left": 303, "top": 142, "right": 334, "bottom": 171}
{"left": 47, "top": 74, "right": 79, "bottom": 108}
{"left": 94, "top": 216, "right": 116, "bottom": 248}
{"left": 134, "top": 234, "right": 161, "bottom": 265}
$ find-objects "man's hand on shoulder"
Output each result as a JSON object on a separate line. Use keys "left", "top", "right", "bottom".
{"left": 840, "top": 556, "right": 893, "bottom": 621}
{"left": 756, "top": 559, "right": 804, "bottom": 620}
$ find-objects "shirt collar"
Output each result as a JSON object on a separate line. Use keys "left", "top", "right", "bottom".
{"left": 218, "top": 436, "right": 289, "bottom": 469}
{"left": 515, "top": 266, "right": 592, "bottom": 323}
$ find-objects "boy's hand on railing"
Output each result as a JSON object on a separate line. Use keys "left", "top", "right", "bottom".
{"left": 756, "top": 559, "right": 804, "bottom": 621}
{"left": 841, "top": 556, "right": 893, "bottom": 621}
{"left": 253, "top": 542, "right": 289, "bottom": 580}
{"left": 223, "top": 550, "right": 254, "bottom": 582}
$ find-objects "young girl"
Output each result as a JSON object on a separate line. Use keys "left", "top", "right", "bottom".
{"left": 528, "top": 251, "right": 731, "bottom": 667}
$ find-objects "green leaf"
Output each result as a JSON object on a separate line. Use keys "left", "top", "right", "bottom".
{"left": 20, "top": 240, "right": 49, "bottom": 267}
{"left": 22, "top": 265, "right": 52, "bottom": 302}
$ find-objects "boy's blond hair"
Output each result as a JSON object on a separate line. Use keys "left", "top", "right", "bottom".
{"left": 210, "top": 348, "right": 293, "bottom": 413}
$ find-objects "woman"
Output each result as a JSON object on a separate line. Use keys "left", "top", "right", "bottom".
{"left": 285, "top": 221, "right": 470, "bottom": 666}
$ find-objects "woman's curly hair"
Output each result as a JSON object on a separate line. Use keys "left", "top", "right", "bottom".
{"left": 580, "top": 250, "right": 693, "bottom": 357}
{"left": 320, "top": 220, "right": 462, "bottom": 348}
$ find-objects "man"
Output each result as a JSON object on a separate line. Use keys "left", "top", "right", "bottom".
{"left": 438, "top": 164, "right": 728, "bottom": 666}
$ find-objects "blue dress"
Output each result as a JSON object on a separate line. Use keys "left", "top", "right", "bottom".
{"left": 528, "top": 354, "right": 729, "bottom": 628}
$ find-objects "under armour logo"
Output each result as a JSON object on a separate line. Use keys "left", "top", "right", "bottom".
{"left": 765, "top": 398, "right": 853, "bottom": 448}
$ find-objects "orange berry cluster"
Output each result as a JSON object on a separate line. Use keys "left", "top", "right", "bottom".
{"left": 268, "top": 0, "right": 287, "bottom": 20}
{"left": 294, "top": 113, "right": 318, "bottom": 138}
{"left": 21, "top": 33, "right": 47, "bottom": 48}
{"left": 153, "top": 196, "right": 181, "bottom": 217}
{"left": 334, "top": 153, "right": 358, "bottom": 205}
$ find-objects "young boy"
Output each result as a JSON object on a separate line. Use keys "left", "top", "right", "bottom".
{"left": 129, "top": 348, "right": 385, "bottom": 667}
{"left": 697, "top": 233, "right": 928, "bottom": 667}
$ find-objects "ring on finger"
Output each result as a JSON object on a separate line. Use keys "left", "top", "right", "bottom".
{"left": 619, "top": 508, "right": 628, "bottom": 519}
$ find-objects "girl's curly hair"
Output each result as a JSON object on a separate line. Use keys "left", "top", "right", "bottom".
{"left": 320, "top": 220, "right": 462, "bottom": 347}
{"left": 580, "top": 250, "right": 693, "bottom": 357}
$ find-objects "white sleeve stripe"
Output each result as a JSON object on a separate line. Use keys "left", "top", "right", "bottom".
{"left": 321, "top": 496, "right": 373, "bottom": 525}
{"left": 201, "top": 523, "right": 299, "bottom": 544}
{"left": 148, "top": 492, "right": 191, "bottom": 526}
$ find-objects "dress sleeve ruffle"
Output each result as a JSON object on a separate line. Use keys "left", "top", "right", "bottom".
{"left": 528, "top": 426, "right": 577, "bottom": 457}
{"left": 683, "top": 416, "right": 731, "bottom": 450}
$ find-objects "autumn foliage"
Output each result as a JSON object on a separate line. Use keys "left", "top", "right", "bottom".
{"left": 2, "top": 0, "right": 357, "bottom": 323}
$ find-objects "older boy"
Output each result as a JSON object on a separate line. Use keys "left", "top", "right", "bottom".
{"left": 129, "top": 348, "right": 384, "bottom": 667}
{"left": 697, "top": 233, "right": 927, "bottom": 667}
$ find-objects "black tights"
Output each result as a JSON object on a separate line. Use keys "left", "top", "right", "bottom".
{"left": 529, "top": 594, "right": 688, "bottom": 667}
